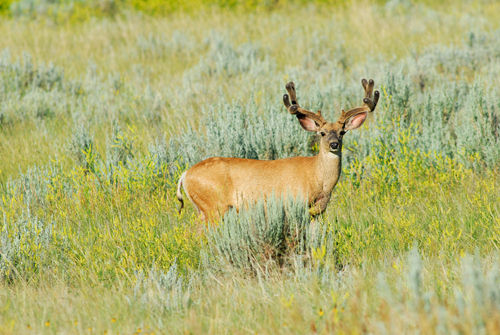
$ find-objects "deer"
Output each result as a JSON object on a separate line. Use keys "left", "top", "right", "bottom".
{"left": 176, "top": 79, "right": 379, "bottom": 222}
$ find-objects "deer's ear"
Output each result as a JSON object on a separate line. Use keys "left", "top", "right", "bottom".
{"left": 344, "top": 112, "right": 367, "bottom": 131}
{"left": 298, "top": 116, "right": 320, "bottom": 132}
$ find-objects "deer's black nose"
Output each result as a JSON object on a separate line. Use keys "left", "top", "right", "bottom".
{"left": 330, "top": 142, "right": 339, "bottom": 150}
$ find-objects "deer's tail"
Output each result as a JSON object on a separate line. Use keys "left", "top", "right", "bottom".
{"left": 176, "top": 172, "right": 187, "bottom": 214}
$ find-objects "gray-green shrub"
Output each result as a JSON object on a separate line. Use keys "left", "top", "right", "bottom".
{"left": 206, "top": 196, "right": 311, "bottom": 272}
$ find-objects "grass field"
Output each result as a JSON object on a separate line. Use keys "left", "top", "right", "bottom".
{"left": 0, "top": 0, "right": 499, "bottom": 334}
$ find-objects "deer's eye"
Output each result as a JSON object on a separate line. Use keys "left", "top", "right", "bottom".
{"left": 320, "top": 131, "right": 325, "bottom": 136}
{"left": 340, "top": 130, "right": 346, "bottom": 136}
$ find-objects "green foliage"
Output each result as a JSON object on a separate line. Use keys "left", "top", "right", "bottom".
{"left": 132, "top": 261, "right": 192, "bottom": 312}
{"left": 4, "top": 0, "right": 293, "bottom": 20}
{"left": 9, "top": 0, "right": 119, "bottom": 22}
{"left": 68, "top": 123, "right": 97, "bottom": 172}
{"left": 0, "top": 0, "right": 14, "bottom": 13}
{"left": 162, "top": 30, "right": 500, "bottom": 170}
{"left": 0, "top": 212, "right": 53, "bottom": 282}
{"left": 1, "top": 0, "right": 469, "bottom": 21}
{"left": 206, "top": 196, "right": 310, "bottom": 272}
{"left": 1, "top": 130, "right": 204, "bottom": 282}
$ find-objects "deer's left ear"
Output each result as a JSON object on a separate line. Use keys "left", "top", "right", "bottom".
{"left": 344, "top": 112, "right": 368, "bottom": 131}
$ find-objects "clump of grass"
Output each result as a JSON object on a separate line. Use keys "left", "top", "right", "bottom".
{"left": 206, "top": 196, "right": 310, "bottom": 273}
{"left": 67, "top": 123, "right": 97, "bottom": 173}
{"left": 0, "top": 211, "right": 53, "bottom": 283}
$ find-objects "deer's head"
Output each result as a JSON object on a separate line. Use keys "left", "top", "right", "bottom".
{"left": 283, "top": 79, "right": 379, "bottom": 155}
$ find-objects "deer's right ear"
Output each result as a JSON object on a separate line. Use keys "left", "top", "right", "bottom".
{"left": 297, "top": 116, "right": 320, "bottom": 132}
{"left": 283, "top": 84, "right": 327, "bottom": 132}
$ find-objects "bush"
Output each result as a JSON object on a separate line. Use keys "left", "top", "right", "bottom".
{"left": 206, "top": 196, "right": 312, "bottom": 272}
{"left": 0, "top": 212, "right": 53, "bottom": 282}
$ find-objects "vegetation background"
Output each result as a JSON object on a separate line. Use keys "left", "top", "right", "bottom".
{"left": 0, "top": 0, "right": 499, "bottom": 333}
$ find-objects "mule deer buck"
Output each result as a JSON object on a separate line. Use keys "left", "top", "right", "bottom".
{"left": 177, "top": 79, "right": 379, "bottom": 221}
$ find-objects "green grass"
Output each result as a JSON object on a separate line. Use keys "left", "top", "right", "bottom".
{"left": 0, "top": 1, "right": 499, "bottom": 334}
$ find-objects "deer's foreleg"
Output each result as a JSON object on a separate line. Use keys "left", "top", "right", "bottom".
{"left": 309, "top": 193, "right": 331, "bottom": 216}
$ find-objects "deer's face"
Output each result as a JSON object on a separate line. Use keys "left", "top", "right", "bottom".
{"left": 319, "top": 123, "right": 344, "bottom": 154}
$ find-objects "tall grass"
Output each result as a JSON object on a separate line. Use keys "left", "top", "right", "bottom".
{"left": 0, "top": 1, "right": 499, "bottom": 333}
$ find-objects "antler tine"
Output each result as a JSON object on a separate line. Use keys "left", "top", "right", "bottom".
{"left": 283, "top": 81, "right": 326, "bottom": 126}
{"left": 361, "top": 78, "right": 379, "bottom": 112}
{"left": 286, "top": 81, "right": 298, "bottom": 105}
{"left": 339, "top": 78, "right": 380, "bottom": 124}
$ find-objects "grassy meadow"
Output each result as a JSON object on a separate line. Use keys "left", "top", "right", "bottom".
{"left": 0, "top": 0, "right": 499, "bottom": 333}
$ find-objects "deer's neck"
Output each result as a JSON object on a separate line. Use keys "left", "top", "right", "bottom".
{"left": 315, "top": 148, "right": 342, "bottom": 195}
